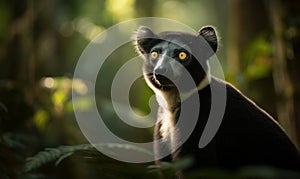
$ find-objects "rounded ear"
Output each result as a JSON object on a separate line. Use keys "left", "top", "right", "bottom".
{"left": 133, "top": 26, "right": 157, "bottom": 54}
{"left": 135, "top": 26, "right": 155, "bottom": 40}
{"left": 198, "top": 26, "right": 218, "bottom": 52}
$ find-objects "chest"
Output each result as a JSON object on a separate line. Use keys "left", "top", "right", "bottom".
{"left": 158, "top": 107, "right": 181, "bottom": 153}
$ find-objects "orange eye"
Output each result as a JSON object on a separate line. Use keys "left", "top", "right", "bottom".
{"left": 178, "top": 52, "right": 187, "bottom": 60}
{"left": 151, "top": 51, "right": 158, "bottom": 60}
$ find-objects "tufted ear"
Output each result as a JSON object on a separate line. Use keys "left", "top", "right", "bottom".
{"left": 133, "top": 26, "right": 157, "bottom": 55}
{"left": 198, "top": 26, "right": 218, "bottom": 52}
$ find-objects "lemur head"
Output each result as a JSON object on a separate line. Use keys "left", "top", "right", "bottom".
{"left": 134, "top": 26, "right": 218, "bottom": 94}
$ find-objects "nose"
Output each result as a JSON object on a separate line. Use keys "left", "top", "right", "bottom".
{"left": 154, "top": 66, "right": 167, "bottom": 76}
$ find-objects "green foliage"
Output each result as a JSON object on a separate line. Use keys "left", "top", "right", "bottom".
{"left": 148, "top": 157, "right": 195, "bottom": 178}
{"left": 24, "top": 143, "right": 158, "bottom": 179}
{"left": 244, "top": 35, "right": 273, "bottom": 80}
{"left": 237, "top": 166, "right": 300, "bottom": 179}
{"left": 186, "top": 167, "right": 300, "bottom": 179}
{"left": 0, "top": 132, "right": 36, "bottom": 179}
{"left": 25, "top": 145, "right": 300, "bottom": 179}
{"left": 25, "top": 143, "right": 153, "bottom": 172}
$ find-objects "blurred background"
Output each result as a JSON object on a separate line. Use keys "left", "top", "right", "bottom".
{"left": 0, "top": 0, "right": 300, "bottom": 178}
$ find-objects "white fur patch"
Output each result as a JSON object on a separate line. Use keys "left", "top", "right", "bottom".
{"left": 160, "top": 110, "right": 175, "bottom": 140}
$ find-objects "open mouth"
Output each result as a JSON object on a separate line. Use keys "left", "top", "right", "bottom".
{"left": 149, "top": 74, "right": 175, "bottom": 89}
{"left": 154, "top": 74, "right": 172, "bottom": 85}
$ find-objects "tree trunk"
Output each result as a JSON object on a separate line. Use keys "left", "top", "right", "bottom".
{"left": 228, "top": 0, "right": 299, "bottom": 147}
{"left": 268, "top": 0, "right": 300, "bottom": 147}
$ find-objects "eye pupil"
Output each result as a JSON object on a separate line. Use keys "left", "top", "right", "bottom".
{"left": 179, "top": 52, "right": 187, "bottom": 60}
{"left": 151, "top": 51, "right": 158, "bottom": 60}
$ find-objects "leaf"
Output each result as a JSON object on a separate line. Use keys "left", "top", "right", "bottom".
{"left": 54, "top": 152, "right": 74, "bottom": 166}
{"left": 148, "top": 157, "right": 194, "bottom": 172}
{"left": 24, "top": 144, "right": 93, "bottom": 172}
{"left": 25, "top": 143, "right": 153, "bottom": 172}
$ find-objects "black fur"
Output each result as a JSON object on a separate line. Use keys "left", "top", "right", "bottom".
{"left": 179, "top": 78, "right": 300, "bottom": 170}
{"left": 133, "top": 26, "right": 300, "bottom": 173}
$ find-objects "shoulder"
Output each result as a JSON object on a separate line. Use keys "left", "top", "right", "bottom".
{"left": 209, "top": 77, "right": 277, "bottom": 125}
{"left": 210, "top": 77, "right": 255, "bottom": 105}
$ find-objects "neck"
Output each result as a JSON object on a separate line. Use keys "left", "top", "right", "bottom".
{"left": 180, "top": 75, "right": 211, "bottom": 102}
{"left": 156, "top": 74, "right": 211, "bottom": 111}
{"left": 180, "top": 63, "right": 212, "bottom": 102}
